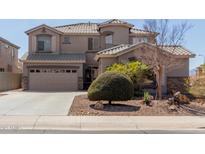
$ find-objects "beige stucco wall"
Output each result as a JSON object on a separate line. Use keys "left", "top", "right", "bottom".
{"left": 100, "top": 25, "right": 130, "bottom": 46}
{"left": 86, "top": 52, "right": 98, "bottom": 66}
{"left": 167, "top": 58, "right": 189, "bottom": 77}
{"left": 0, "top": 41, "right": 19, "bottom": 73}
{"left": 60, "top": 35, "right": 100, "bottom": 53}
{"left": 28, "top": 28, "right": 60, "bottom": 54}
{"left": 98, "top": 57, "right": 117, "bottom": 74}
{"left": 0, "top": 72, "right": 21, "bottom": 91}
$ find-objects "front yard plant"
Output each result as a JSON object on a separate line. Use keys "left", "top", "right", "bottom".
{"left": 106, "top": 61, "right": 154, "bottom": 91}
{"left": 88, "top": 72, "right": 134, "bottom": 104}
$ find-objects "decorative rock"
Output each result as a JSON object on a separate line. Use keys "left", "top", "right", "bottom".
{"left": 168, "top": 105, "right": 178, "bottom": 112}
{"left": 173, "top": 91, "right": 181, "bottom": 97}
{"left": 174, "top": 92, "right": 190, "bottom": 104}
{"left": 167, "top": 97, "right": 175, "bottom": 105}
{"left": 94, "top": 101, "right": 104, "bottom": 110}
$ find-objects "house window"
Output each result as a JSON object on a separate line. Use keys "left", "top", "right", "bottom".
{"left": 72, "top": 70, "right": 77, "bottom": 73}
{"left": 30, "top": 69, "right": 35, "bottom": 73}
{"left": 11, "top": 48, "right": 15, "bottom": 59}
{"left": 88, "top": 38, "right": 99, "bottom": 50}
{"left": 105, "top": 34, "right": 113, "bottom": 48}
{"left": 0, "top": 68, "right": 4, "bottom": 72}
{"left": 63, "top": 36, "right": 71, "bottom": 44}
{"left": 37, "top": 35, "right": 51, "bottom": 51}
{"left": 133, "top": 37, "right": 148, "bottom": 44}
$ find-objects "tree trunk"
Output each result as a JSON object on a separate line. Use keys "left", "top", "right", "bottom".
{"left": 155, "top": 67, "right": 162, "bottom": 100}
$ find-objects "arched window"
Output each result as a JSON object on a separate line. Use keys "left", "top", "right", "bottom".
{"left": 37, "top": 35, "right": 51, "bottom": 51}
{"left": 103, "top": 31, "right": 113, "bottom": 48}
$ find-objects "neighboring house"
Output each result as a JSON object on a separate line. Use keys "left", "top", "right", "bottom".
{"left": 0, "top": 37, "right": 21, "bottom": 73}
{"left": 196, "top": 65, "right": 205, "bottom": 76}
{"left": 20, "top": 19, "right": 195, "bottom": 92}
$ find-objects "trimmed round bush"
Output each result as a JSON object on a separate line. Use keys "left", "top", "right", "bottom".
{"left": 88, "top": 72, "right": 134, "bottom": 102}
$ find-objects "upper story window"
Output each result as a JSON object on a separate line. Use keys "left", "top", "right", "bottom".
{"left": 11, "top": 48, "right": 15, "bottom": 59}
{"left": 37, "top": 35, "right": 51, "bottom": 51}
{"left": 0, "top": 68, "right": 4, "bottom": 72}
{"left": 105, "top": 33, "right": 113, "bottom": 49}
{"left": 133, "top": 37, "right": 148, "bottom": 44}
{"left": 63, "top": 36, "right": 71, "bottom": 44}
{"left": 88, "top": 38, "right": 99, "bottom": 51}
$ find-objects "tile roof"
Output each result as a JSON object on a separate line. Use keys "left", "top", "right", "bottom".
{"left": 96, "top": 43, "right": 194, "bottom": 57}
{"left": 55, "top": 23, "right": 99, "bottom": 34}
{"left": 0, "top": 37, "right": 20, "bottom": 49}
{"left": 21, "top": 53, "right": 86, "bottom": 63}
{"left": 54, "top": 20, "right": 156, "bottom": 35}
{"left": 159, "top": 45, "right": 194, "bottom": 56}
{"left": 98, "top": 19, "right": 134, "bottom": 27}
{"left": 130, "top": 28, "right": 158, "bottom": 35}
{"left": 97, "top": 44, "right": 132, "bottom": 55}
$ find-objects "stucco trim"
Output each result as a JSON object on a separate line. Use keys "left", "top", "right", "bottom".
{"left": 25, "top": 24, "right": 63, "bottom": 35}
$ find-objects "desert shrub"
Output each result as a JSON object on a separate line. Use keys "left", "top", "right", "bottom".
{"left": 143, "top": 91, "right": 152, "bottom": 105}
{"left": 88, "top": 72, "right": 134, "bottom": 104}
{"left": 106, "top": 61, "right": 153, "bottom": 90}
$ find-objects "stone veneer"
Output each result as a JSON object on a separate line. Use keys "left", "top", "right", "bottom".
{"left": 22, "top": 76, "right": 28, "bottom": 90}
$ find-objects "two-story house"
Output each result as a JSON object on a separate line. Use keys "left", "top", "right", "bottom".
{"left": 21, "top": 19, "right": 195, "bottom": 93}
{"left": 0, "top": 37, "right": 21, "bottom": 73}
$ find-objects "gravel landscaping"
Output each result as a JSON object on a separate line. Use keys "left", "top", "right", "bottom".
{"left": 68, "top": 94, "right": 205, "bottom": 116}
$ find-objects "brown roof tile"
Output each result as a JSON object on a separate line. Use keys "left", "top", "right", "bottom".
{"left": 21, "top": 53, "right": 85, "bottom": 63}
{"left": 97, "top": 43, "right": 194, "bottom": 57}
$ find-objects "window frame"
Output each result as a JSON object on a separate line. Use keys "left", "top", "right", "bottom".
{"left": 63, "top": 36, "right": 71, "bottom": 44}
{"left": 88, "top": 37, "right": 99, "bottom": 51}
{"left": 36, "top": 34, "right": 52, "bottom": 52}
{"left": 132, "top": 37, "right": 148, "bottom": 44}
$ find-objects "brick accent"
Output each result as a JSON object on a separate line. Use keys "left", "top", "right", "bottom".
{"left": 78, "top": 77, "right": 83, "bottom": 90}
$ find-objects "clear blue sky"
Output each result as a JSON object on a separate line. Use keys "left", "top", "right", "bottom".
{"left": 0, "top": 19, "right": 204, "bottom": 71}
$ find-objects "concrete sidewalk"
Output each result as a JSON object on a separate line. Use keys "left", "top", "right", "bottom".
{"left": 0, "top": 116, "right": 205, "bottom": 133}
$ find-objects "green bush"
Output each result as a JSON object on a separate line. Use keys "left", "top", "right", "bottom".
{"left": 88, "top": 72, "right": 134, "bottom": 103}
{"left": 143, "top": 91, "right": 151, "bottom": 104}
{"left": 106, "top": 61, "right": 153, "bottom": 90}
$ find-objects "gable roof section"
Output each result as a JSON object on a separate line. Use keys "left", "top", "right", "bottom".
{"left": 98, "top": 19, "right": 134, "bottom": 28}
{"left": 25, "top": 24, "right": 63, "bottom": 35}
{"left": 130, "top": 28, "right": 158, "bottom": 36}
{"left": 55, "top": 23, "right": 99, "bottom": 34}
{"left": 159, "top": 45, "right": 195, "bottom": 56}
{"left": 96, "top": 43, "right": 195, "bottom": 60}
{"left": 0, "top": 37, "right": 20, "bottom": 49}
{"left": 20, "top": 52, "right": 85, "bottom": 63}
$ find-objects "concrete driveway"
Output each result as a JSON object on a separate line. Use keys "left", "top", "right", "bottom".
{"left": 0, "top": 90, "right": 86, "bottom": 116}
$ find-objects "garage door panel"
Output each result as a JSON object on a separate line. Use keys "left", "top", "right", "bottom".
{"left": 29, "top": 68, "right": 78, "bottom": 91}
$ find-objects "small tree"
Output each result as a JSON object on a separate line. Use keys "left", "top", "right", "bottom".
{"left": 106, "top": 61, "right": 153, "bottom": 90}
{"left": 143, "top": 19, "right": 193, "bottom": 99}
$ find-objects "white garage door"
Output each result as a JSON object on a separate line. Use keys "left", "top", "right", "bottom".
{"left": 29, "top": 68, "right": 78, "bottom": 91}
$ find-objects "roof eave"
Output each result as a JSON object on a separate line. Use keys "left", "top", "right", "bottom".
{"left": 25, "top": 24, "right": 64, "bottom": 35}
{"left": 21, "top": 60, "right": 86, "bottom": 64}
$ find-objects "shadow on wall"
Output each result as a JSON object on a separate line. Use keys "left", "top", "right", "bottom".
{"left": 167, "top": 77, "right": 190, "bottom": 95}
